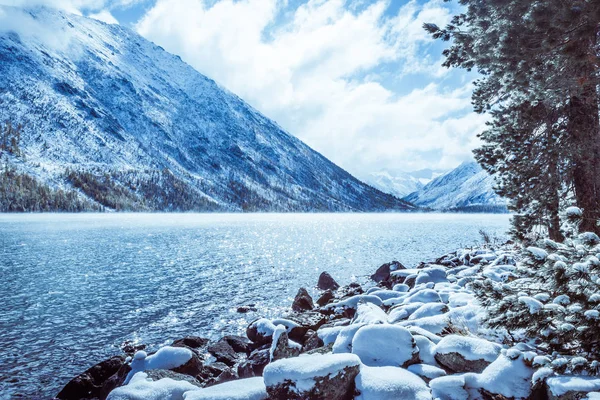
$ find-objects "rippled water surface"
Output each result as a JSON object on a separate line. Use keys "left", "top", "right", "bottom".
{"left": 0, "top": 213, "right": 510, "bottom": 398}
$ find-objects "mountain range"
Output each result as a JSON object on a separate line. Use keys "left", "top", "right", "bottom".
{"left": 361, "top": 168, "right": 446, "bottom": 199}
{"left": 404, "top": 161, "right": 507, "bottom": 212}
{"left": 0, "top": 6, "right": 414, "bottom": 212}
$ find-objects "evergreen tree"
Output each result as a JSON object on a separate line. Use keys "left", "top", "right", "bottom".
{"left": 425, "top": 0, "right": 600, "bottom": 236}
{"left": 473, "top": 207, "right": 600, "bottom": 373}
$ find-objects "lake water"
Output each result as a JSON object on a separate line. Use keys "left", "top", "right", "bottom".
{"left": 0, "top": 213, "right": 510, "bottom": 399}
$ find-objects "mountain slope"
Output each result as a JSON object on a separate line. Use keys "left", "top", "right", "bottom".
{"left": 0, "top": 6, "right": 413, "bottom": 212}
{"left": 404, "top": 162, "right": 507, "bottom": 212}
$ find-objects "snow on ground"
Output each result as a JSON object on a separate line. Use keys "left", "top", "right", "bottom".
{"left": 434, "top": 335, "right": 501, "bottom": 363}
{"left": 183, "top": 378, "right": 267, "bottom": 400}
{"left": 355, "top": 365, "right": 431, "bottom": 400}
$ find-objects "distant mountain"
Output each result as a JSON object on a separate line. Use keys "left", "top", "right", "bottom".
{"left": 362, "top": 169, "right": 446, "bottom": 198}
{"left": 404, "top": 162, "right": 507, "bottom": 212}
{"left": 0, "top": 6, "right": 414, "bottom": 212}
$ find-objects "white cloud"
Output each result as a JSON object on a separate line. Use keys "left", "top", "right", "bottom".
{"left": 134, "top": 0, "right": 484, "bottom": 175}
{"left": 89, "top": 9, "right": 118, "bottom": 24}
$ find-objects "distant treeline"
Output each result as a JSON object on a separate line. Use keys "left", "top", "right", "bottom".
{"left": 0, "top": 167, "right": 101, "bottom": 212}
{"left": 443, "top": 205, "right": 509, "bottom": 214}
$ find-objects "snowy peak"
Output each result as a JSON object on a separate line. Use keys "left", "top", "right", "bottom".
{"left": 0, "top": 6, "right": 413, "bottom": 212}
{"left": 362, "top": 169, "right": 446, "bottom": 199}
{"left": 404, "top": 162, "right": 507, "bottom": 212}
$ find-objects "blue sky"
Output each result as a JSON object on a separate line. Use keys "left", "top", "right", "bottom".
{"left": 3, "top": 0, "right": 484, "bottom": 178}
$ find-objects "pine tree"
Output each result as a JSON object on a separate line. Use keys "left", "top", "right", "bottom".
{"left": 473, "top": 208, "right": 600, "bottom": 373}
{"left": 425, "top": 0, "right": 600, "bottom": 236}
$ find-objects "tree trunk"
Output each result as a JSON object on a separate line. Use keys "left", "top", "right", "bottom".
{"left": 568, "top": 86, "right": 600, "bottom": 234}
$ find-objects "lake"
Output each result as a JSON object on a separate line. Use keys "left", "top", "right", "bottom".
{"left": 0, "top": 213, "right": 510, "bottom": 399}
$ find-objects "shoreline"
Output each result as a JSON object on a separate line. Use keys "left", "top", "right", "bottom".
{"left": 53, "top": 243, "right": 599, "bottom": 400}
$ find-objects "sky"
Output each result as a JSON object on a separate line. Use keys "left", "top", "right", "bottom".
{"left": 1, "top": 0, "right": 486, "bottom": 178}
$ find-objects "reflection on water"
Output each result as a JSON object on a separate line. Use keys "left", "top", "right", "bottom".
{"left": 0, "top": 213, "right": 510, "bottom": 398}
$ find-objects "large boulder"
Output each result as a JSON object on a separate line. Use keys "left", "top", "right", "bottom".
{"left": 263, "top": 353, "right": 361, "bottom": 400}
{"left": 317, "top": 272, "right": 340, "bottom": 291}
{"left": 434, "top": 335, "right": 501, "bottom": 373}
{"left": 351, "top": 325, "right": 419, "bottom": 368}
{"left": 246, "top": 318, "right": 276, "bottom": 346}
{"left": 56, "top": 356, "right": 129, "bottom": 400}
{"left": 292, "top": 288, "right": 314, "bottom": 312}
{"left": 355, "top": 365, "right": 431, "bottom": 400}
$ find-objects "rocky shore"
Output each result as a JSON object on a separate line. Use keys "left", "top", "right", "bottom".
{"left": 54, "top": 245, "right": 600, "bottom": 400}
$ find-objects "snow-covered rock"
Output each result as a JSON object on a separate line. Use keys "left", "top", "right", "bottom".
{"left": 183, "top": 377, "right": 267, "bottom": 400}
{"left": 246, "top": 318, "right": 276, "bottom": 346}
{"left": 125, "top": 347, "right": 196, "bottom": 384}
{"left": 546, "top": 376, "right": 600, "bottom": 399}
{"left": 407, "top": 363, "right": 446, "bottom": 382}
{"left": 465, "top": 352, "right": 534, "bottom": 399}
{"left": 355, "top": 365, "right": 432, "bottom": 400}
{"left": 107, "top": 372, "right": 198, "bottom": 400}
{"left": 434, "top": 335, "right": 501, "bottom": 373}
{"left": 263, "top": 353, "right": 361, "bottom": 400}
{"left": 430, "top": 375, "right": 469, "bottom": 400}
{"left": 351, "top": 325, "right": 419, "bottom": 367}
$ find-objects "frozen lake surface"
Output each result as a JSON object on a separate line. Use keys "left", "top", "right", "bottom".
{"left": 0, "top": 213, "right": 510, "bottom": 398}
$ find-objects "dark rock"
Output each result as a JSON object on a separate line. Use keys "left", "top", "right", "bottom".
{"left": 292, "top": 287, "right": 314, "bottom": 312}
{"left": 306, "top": 343, "right": 334, "bottom": 355}
{"left": 222, "top": 335, "right": 252, "bottom": 354}
{"left": 301, "top": 330, "right": 324, "bottom": 353}
{"left": 120, "top": 341, "right": 146, "bottom": 356}
{"left": 434, "top": 352, "right": 491, "bottom": 374}
{"left": 172, "top": 336, "right": 209, "bottom": 349}
{"left": 339, "top": 282, "right": 364, "bottom": 297}
{"left": 237, "top": 305, "right": 257, "bottom": 313}
{"left": 246, "top": 318, "right": 276, "bottom": 346}
{"left": 271, "top": 329, "right": 301, "bottom": 362}
{"left": 284, "top": 311, "right": 328, "bottom": 343}
{"left": 171, "top": 351, "right": 204, "bottom": 378}
{"left": 317, "top": 272, "right": 340, "bottom": 291}
{"left": 213, "top": 368, "right": 238, "bottom": 385}
{"left": 371, "top": 261, "right": 405, "bottom": 287}
{"left": 207, "top": 340, "right": 241, "bottom": 367}
{"left": 237, "top": 348, "right": 270, "bottom": 378}
{"left": 198, "top": 362, "right": 229, "bottom": 382}
{"left": 316, "top": 290, "right": 335, "bottom": 307}
{"left": 404, "top": 274, "right": 417, "bottom": 289}
{"left": 56, "top": 356, "right": 128, "bottom": 400}
{"left": 145, "top": 369, "right": 203, "bottom": 388}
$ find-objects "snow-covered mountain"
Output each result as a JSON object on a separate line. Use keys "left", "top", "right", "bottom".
{"left": 404, "top": 162, "right": 507, "bottom": 212}
{"left": 0, "top": 6, "right": 414, "bottom": 212}
{"left": 362, "top": 169, "right": 446, "bottom": 198}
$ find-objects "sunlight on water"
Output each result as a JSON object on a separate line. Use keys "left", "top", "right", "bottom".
{"left": 0, "top": 213, "right": 510, "bottom": 398}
